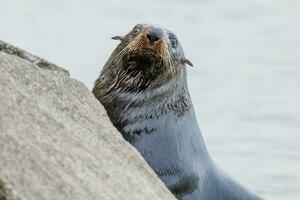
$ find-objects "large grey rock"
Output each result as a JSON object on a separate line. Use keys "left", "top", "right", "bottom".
{"left": 0, "top": 41, "right": 175, "bottom": 200}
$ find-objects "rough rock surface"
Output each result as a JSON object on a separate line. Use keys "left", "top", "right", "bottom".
{"left": 0, "top": 41, "right": 175, "bottom": 200}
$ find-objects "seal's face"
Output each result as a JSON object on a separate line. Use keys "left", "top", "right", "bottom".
{"left": 104, "top": 24, "right": 192, "bottom": 92}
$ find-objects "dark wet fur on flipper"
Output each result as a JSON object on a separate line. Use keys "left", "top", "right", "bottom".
{"left": 169, "top": 175, "right": 200, "bottom": 199}
{"left": 93, "top": 24, "right": 262, "bottom": 200}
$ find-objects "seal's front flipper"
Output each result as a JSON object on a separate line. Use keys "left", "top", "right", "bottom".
{"left": 169, "top": 175, "right": 199, "bottom": 199}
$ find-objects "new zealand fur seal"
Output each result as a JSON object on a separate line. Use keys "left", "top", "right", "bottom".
{"left": 93, "top": 24, "right": 262, "bottom": 200}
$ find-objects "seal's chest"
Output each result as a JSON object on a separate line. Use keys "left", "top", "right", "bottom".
{"left": 121, "top": 113, "right": 183, "bottom": 158}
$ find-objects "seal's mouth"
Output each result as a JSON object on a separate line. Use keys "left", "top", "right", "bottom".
{"left": 117, "top": 48, "right": 164, "bottom": 91}
{"left": 126, "top": 48, "right": 161, "bottom": 69}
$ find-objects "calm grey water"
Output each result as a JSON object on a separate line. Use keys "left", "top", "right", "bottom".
{"left": 1, "top": 0, "right": 300, "bottom": 199}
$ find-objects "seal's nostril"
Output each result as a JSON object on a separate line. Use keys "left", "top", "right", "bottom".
{"left": 146, "top": 29, "right": 161, "bottom": 44}
{"left": 146, "top": 27, "right": 163, "bottom": 44}
{"left": 146, "top": 33, "right": 160, "bottom": 44}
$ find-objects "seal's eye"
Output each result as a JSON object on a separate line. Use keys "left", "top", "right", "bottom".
{"left": 132, "top": 26, "right": 142, "bottom": 35}
{"left": 170, "top": 38, "right": 177, "bottom": 48}
{"left": 169, "top": 34, "right": 177, "bottom": 48}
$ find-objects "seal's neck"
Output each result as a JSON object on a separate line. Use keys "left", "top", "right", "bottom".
{"left": 108, "top": 67, "right": 190, "bottom": 121}
{"left": 109, "top": 67, "right": 212, "bottom": 163}
{"left": 96, "top": 66, "right": 212, "bottom": 167}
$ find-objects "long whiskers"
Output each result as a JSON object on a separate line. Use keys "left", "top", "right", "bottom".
{"left": 109, "top": 34, "right": 177, "bottom": 92}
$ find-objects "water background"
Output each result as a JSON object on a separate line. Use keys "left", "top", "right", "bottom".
{"left": 1, "top": 0, "right": 300, "bottom": 199}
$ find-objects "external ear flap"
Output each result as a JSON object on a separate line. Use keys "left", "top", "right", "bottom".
{"left": 182, "top": 58, "right": 193, "bottom": 67}
{"left": 111, "top": 36, "right": 124, "bottom": 41}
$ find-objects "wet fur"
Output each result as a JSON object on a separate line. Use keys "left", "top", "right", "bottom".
{"left": 93, "top": 24, "right": 262, "bottom": 200}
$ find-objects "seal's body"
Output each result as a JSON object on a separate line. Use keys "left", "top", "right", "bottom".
{"left": 93, "top": 24, "right": 261, "bottom": 200}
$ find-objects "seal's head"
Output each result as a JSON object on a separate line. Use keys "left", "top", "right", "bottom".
{"left": 95, "top": 24, "right": 192, "bottom": 94}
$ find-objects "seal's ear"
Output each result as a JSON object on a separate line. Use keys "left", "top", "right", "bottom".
{"left": 111, "top": 36, "right": 124, "bottom": 41}
{"left": 181, "top": 58, "right": 193, "bottom": 67}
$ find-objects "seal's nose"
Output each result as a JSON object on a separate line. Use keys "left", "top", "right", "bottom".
{"left": 146, "top": 27, "right": 162, "bottom": 44}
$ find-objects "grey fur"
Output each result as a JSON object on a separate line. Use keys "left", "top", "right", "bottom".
{"left": 93, "top": 24, "right": 262, "bottom": 200}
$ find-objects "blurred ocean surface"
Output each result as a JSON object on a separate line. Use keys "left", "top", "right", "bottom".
{"left": 1, "top": 0, "right": 299, "bottom": 199}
